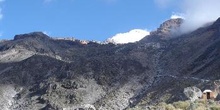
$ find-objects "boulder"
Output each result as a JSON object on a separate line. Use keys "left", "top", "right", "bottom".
{"left": 184, "top": 86, "right": 202, "bottom": 102}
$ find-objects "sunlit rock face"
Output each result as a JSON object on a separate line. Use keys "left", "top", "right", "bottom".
{"left": 150, "top": 18, "right": 183, "bottom": 38}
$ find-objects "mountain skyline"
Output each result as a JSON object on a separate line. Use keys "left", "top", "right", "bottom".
{"left": 0, "top": 0, "right": 183, "bottom": 42}
{"left": 1, "top": 1, "right": 220, "bottom": 109}
{"left": 1, "top": 16, "right": 220, "bottom": 110}
{"left": 0, "top": 0, "right": 220, "bottom": 42}
{"left": 0, "top": 0, "right": 166, "bottom": 41}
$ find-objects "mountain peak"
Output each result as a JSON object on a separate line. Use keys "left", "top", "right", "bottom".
{"left": 151, "top": 18, "right": 183, "bottom": 37}
{"left": 211, "top": 17, "right": 220, "bottom": 27}
{"left": 14, "top": 32, "right": 50, "bottom": 40}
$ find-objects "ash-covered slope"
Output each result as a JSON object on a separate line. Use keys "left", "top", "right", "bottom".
{"left": 0, "top": 18, "right": 220, "bottom": 110}
{"left": 0, "top": 32, "right": 155, "bottom": 110}
{"left": 159, "top": 18, "right": 220, "bottom": 78}
{"left": 131, "top": 18, "right": 220, "bottom": 108}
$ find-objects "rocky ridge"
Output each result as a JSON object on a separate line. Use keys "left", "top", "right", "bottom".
{"left": 0, "top": 18, "right": 220, "bottom": 110}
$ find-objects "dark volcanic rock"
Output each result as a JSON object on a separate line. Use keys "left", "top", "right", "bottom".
{"left": 14, "top": 32, "right": 50, "bottom": 40}
{"left": 1, "top": 17, "right": 220, "bottom": 110}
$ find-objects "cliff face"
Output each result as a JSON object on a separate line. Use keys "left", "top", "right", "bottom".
{"left": 140, "top": 18, "right": 183, "bottom": 43}
{"left": 0, "top": 32, "right": 155, "bottom": 110}
{"left": 151, "top": 18, "right": 183, "bottom": 37}
{"left": 0, "top": 18, "right": 220, "bottom": 110}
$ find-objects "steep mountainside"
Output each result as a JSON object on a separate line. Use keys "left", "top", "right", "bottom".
{"left": 0, "top": 18, "right": 220, "bottom": 110}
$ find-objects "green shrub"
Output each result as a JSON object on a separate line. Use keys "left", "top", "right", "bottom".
{"left": 195, "top": 99, "right": 207, "bottom": 105}
{"left": 208, "top": 100, "right": 216, "bottom": 105}
{"left": 210, "top": 106, "right": 220, "bottom": 110}
{"left": 155, "top": 102, "right": 175, "bottom": 110}
{"left": 155, "top": 102, "right": 166, "bottom": 110}
{"left": 195, "top": 106, "right": 207, "bottom": 110}
{"left": 127, "top": 106, "right": 148, "bottom": 110}
{"left": 157, "top": 102, "right": 167, "bottom": 106}
{"left": 194, "top": 102, "right": 207, "bottom": 110}
{"left": 173, "top": 101, "right": 190, "bottom": 110}
{"left": 165, "top": 104, "right": 175, "bottom": 110}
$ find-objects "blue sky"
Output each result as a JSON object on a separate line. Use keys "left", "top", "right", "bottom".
{"left": 0, "top": 0, "right": 180, "bottom": 41}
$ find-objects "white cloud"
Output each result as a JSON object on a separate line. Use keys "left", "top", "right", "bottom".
{"left": 179, "top": 0, "right": 220, "bottom": 33}
{"left": 155, "top": 0, "right": 220, "bottom": 34}
{"left": 0, "top": 9, "right": 3, "bottom": 20}
{"left": 107, "top": 29, "right": 150, "bottom": 44}
{"left": 0, "top": 0, "right": 4, "bottom": 20}
{"left": 43, "top": 31, "right": 50, "bottom": 36}
{"left": 0, "top": 0, "right": 4, "bottom": 38}
{"left": 170, "top": 13, "right": 184, "bottom": 19}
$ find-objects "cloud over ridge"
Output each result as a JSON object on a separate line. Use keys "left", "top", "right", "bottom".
{"left": 107, "top": 29, "right": 150, "bottom": 44}
{"left": 156, "top": 0, "right": 220, "bottom": 33}
{"left": 180, "top": 0, "right": 220, "bottom": 33}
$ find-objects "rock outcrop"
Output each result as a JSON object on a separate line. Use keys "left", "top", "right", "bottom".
{"left": 184, "top": 86, "right": 202, "bottom": 102}
{"left": 150, "top": 18, "right": 183, "bottom": 38}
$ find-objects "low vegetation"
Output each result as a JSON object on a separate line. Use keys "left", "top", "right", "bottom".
{"left": 128, "top": 99, "right": 220, "bottom": 110}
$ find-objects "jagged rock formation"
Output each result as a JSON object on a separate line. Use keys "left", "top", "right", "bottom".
{"left": 140, "top": 18, "right": 183, "bottom": 45}
{"left": 184, "top": 86, "right": 202, "bottom": 102}
{"left": 0, "top": 18, "right": 220, "bottom": 110}
{"left": 150, "top": 18, "right": 183, "bottom": 38}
